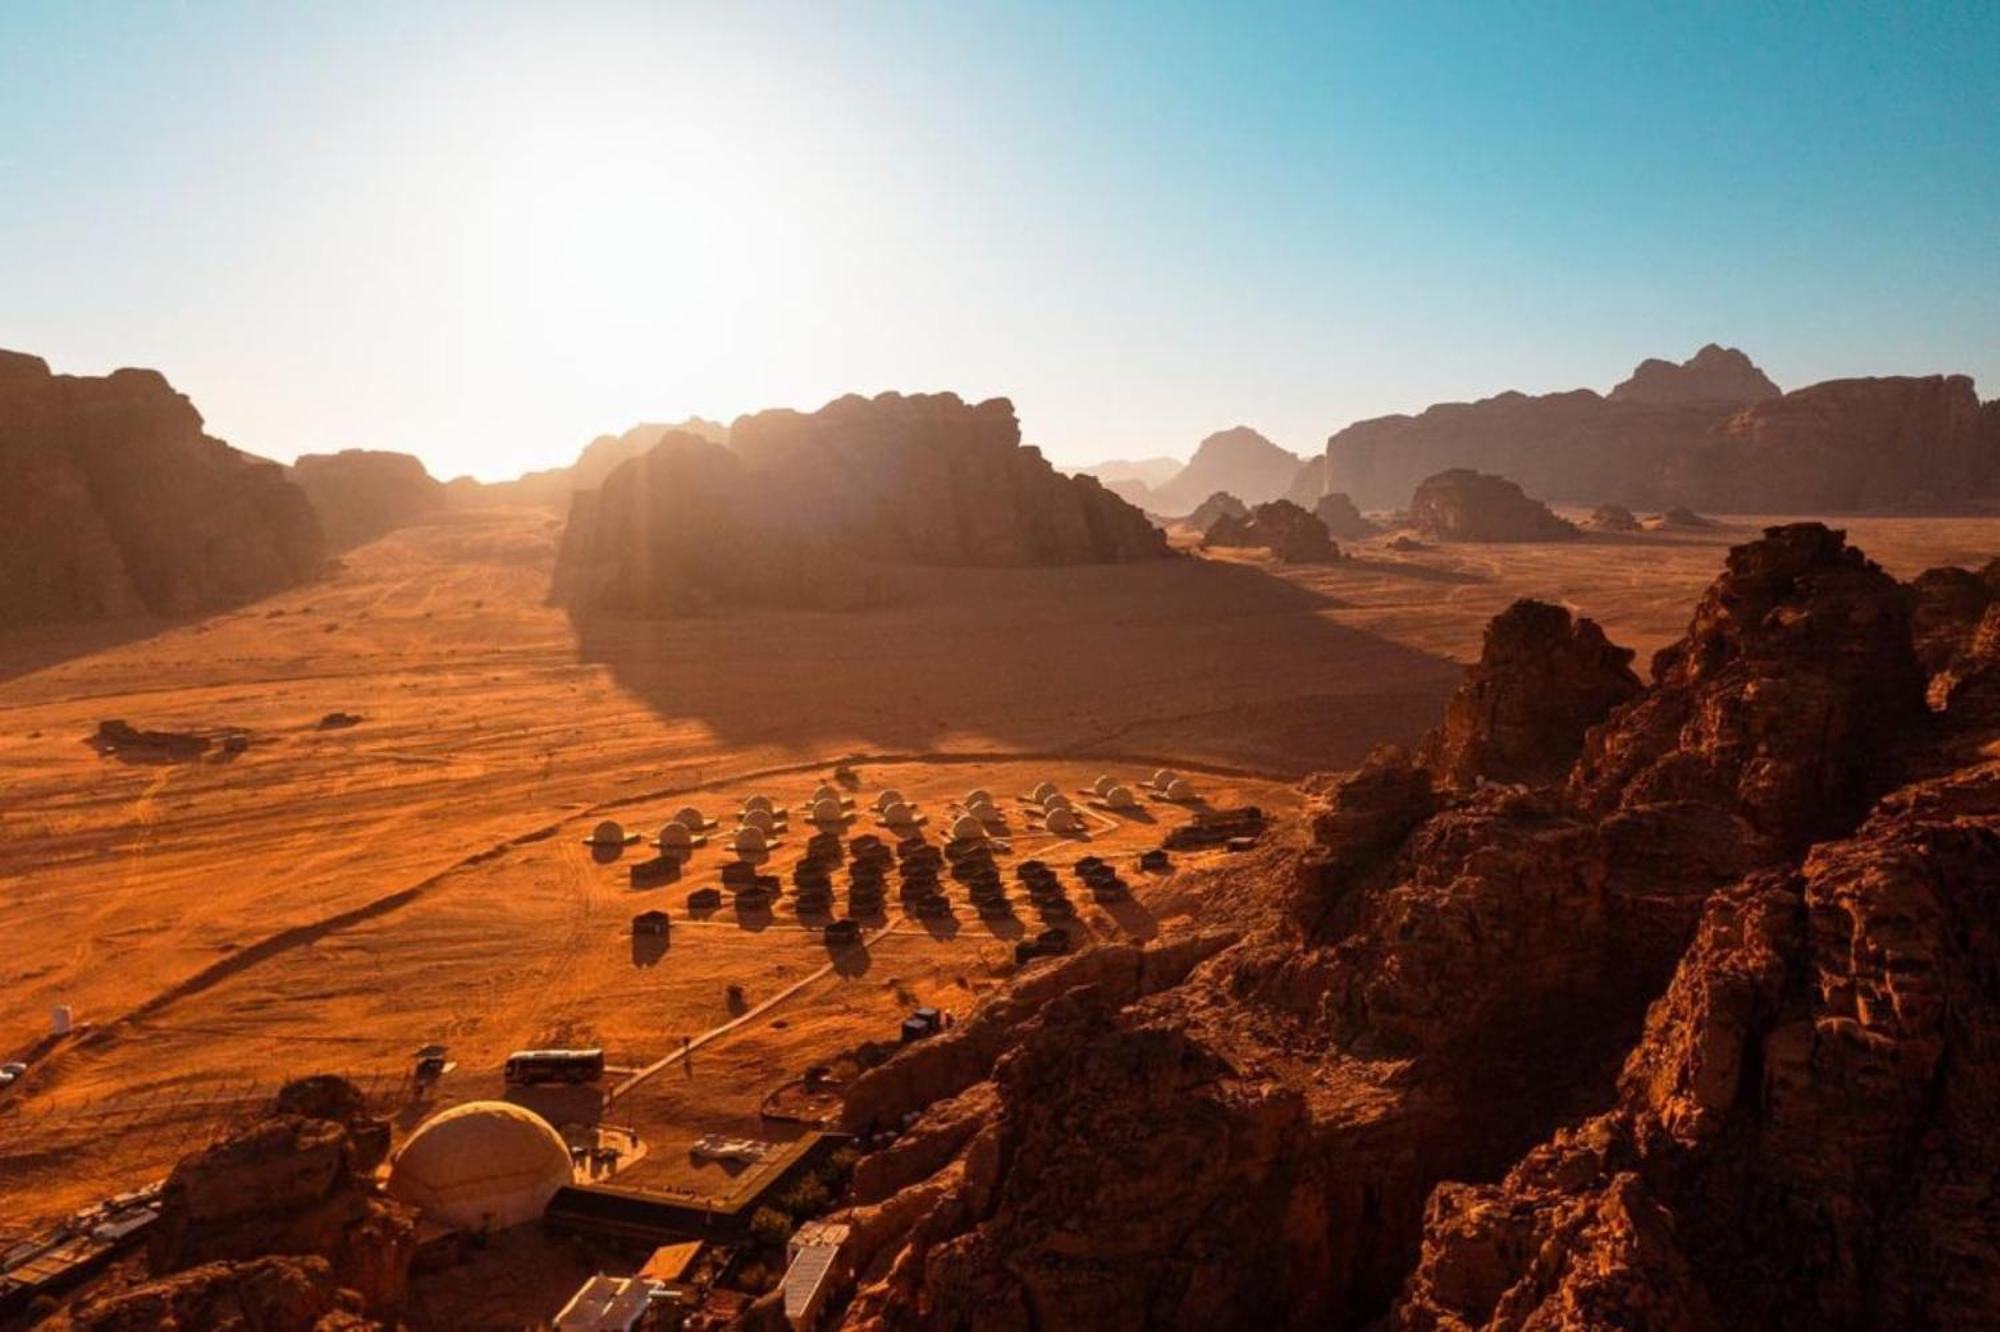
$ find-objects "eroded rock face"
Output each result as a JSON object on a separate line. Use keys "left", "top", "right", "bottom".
{"left": 1180, "top": 490, "right": 1249, "bottom": 535}
{"left": 1322, "top": 349, "right": 1997, "bottom": 513}
{"left": 1589, "top": 504, "right": 1641, "bottom": 532}
{"left": 1419, "top": 600, "right": 1641, "bottom": 790}
{"left": 1147, "top": 426, "right": 1304, "bottom": 512}
{"left": 1314, "top": 491, "right": 1378, "bottom": 539}
{"left": 837, "top": 522, "right": 1993, "bottom": 1332}
{"left": 290, "top": 450, "right": 445, "bottom": 551}
{"left": 1202, "top": 499, "right": 1340, "bottom": 562}
{"left": 147, "top": 1081, "right": 413, "bottom": 1314}
{"left": 1608, "top": 344, "right": 1779, "bottom": 407}
{"left": 0, "top": 349, "right": 323, "bottom": 623}
{"left": 60, "top": 1256, "right": 377, "bottom": 1332}
{"left": 1409, "top": 470, "right": 1578, "bottom": 542}
{"left": 554, "top": 393, "right": 1168, "bottom": 615}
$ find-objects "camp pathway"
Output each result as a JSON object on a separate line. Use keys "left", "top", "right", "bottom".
{"left": 604, "top": 915, "right": 909, "bottom": 1108}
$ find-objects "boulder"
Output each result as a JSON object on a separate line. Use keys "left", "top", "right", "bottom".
{"left": 1409, "top": 470, "right": 1578, "bottom": 542}
{"left": 1418, "top": 600, "right": 1641, "bottom": 790}
{"left": 1202, "top": 500, "right": 1340, "bottom": 562}
{"left": 289, "top": 450, "right": 444, "bottom": 550}
{"left": 0, "top": 349, "right": 323, "bottom": 623}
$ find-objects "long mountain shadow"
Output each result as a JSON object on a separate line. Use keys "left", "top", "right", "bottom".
{"left": 565, "top": 555, "right": 1463, "bottom": 776}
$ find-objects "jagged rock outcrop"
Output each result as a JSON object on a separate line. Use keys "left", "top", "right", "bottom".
{"left": 1180, "top": 491, "right": 1249, "bottom": 535}
{"left": 58, "top": 1256, "right": 378, "bottom": 1332}
{"left": 1148, "top": 426, "right": 1305, "bottom": 512}
{"left": 146, "top": 1078, "right": 413, "bottom": 1315}
{"left": 1409, "top": 470, "right": 1578, "bottom": 542}
{"left": 0, "top": 349, "right": 323, "bottom": 623}
{"left": 1314, "top": 491, "right": 1377, "bottom": 539}
{"left": 1322, "top": 349, "right": 1998, "bottom": 513}
{"left": 1608, "top": 344, "right": 1779, "bottom": 407}
{"left": 290, "top": 450, "right": 445, "bottom": 550}
{"left": 1202, "top": 499, "right": 1340, "bottom": 562}
{"left": 553, "top": 393, "right": 1169, "bottom": 615}
{"left": 1589, "top": 504, "right": 1641, "bottom": 532}
{"left": 447, "top": 417, "right": 729, "bottom": 509}
{"left": 1077, "top": 457, "right": 1183, "bottom": 510}
{"left": 836, "top": 524, "right": 1994, "bottom": 1332}
{"left": 1286, "top": 454, "right": 1330, "bottom": 507}
{"left": 1418, "top": 601, "right": 1641, "bottom": 790}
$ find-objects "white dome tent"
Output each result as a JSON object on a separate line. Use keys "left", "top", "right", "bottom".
{"left": 812, "top": 784, "right": 841, "bottom": 805}
{"left": 873, "top": 789, "right": 905, "bottom": 814}
{"left": 1041, "top": 792, "right": 1074, "bottom": 812}
{"left": 585, "top": 820, "right": 634, "bottom": 847}
{"left": 734, "top": 825, "right": 769, "bottom": 854}
{"left": 880, "top": 800, "right": 915, "bottom": 826}
{"left": 386, "top": 1101, "right": 573, "bottom": 1234}
{"left": 1045, "top": 807, "right": 1085, "bottom": 836}
{"left": 1106, "top": 785, "right": 1139, "bottom": 810}
{"left": 742, "top": 807, "right": 777, "bottom": 834}
{"left": 672, "top": 806, "right": 707, "bottom": 831}
{"left": 812, "top": 797, "right": 845, "bottom": 824}
{"left": 657, "top": 822, "right": 694, "bottom": 854}
{"left": 950, "top": 814, "right": 986, "bottom": 842}
{"left": 743, "top": 794, "right": 775, "bottom": 816}
{"left": 1029, "top": 781, "right": 1058, "bottom": 804}
{"left": 1165, "top": 777, "right": 1197, "bottom": 802}
{"left": 1092, "top": 774, "right": 1116, "bottom": 797}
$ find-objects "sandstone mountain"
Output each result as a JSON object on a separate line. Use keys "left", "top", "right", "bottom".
{"left": 1410, "top": 469, "right": 1579, "bottom": 542}
{"left": 1148, "top": 426, "right": 1306, "bottom": 513}
{"left": 1077, "top": 456, "right": 1184, "bottom": 508}
{"left": 1322, "top": 346, "right": 2000, "bottom": 512}
{"left": 553, "top": 392, "right": 1168, "bottom": 616}
{"left": 1178, "top": 491, "right": 1250, "bottom": 535}
{"left": 1313, "top": 491, "right": 1378, "bottom": 540}
{"left": 831, "top": 522, "right": 1997, "bottom": 1331}
{"left": 445, "top": 417, "right": 730, "bottom": 509}
{"left": 1202, "top": 499, "right": 1340, "bottom": 562}
{"left": 0, "top": 349, "right": 323, "bottom": 624}
{"left": 290, "top": 450, "right": 445, "bottom": 551}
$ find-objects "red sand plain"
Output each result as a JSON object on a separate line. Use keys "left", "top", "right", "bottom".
{"left": 1, "top": 505, "right": 1993, "bottom": 1239}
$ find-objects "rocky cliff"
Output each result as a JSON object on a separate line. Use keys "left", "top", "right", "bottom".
{"left": 1148, "top": 426, "right": 1305, "bottom": 513}
{"left": 1410, "top": 470, "right": 1578, "bottom": 542}
{"left": 830, "top": 523, "right": 1998, "bottom": 1331}
{"left": 0, "top": 350, "right": 323, "bottom": 623}
{"left": 1323, "top": 347, "right": 1998, "bottom": 513}
{"left": 1179, "top": 491, "right": 1250, "bottom": 535}
{"left": 290, "top": 450, "right": 445, "bottom": 550}
{"left": 553, "top": 392, "right": 1168, "bottom": 615}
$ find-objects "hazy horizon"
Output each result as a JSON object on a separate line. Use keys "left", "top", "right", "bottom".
{"left": 4, "top": 2, "right": 1995, "bottom": 482}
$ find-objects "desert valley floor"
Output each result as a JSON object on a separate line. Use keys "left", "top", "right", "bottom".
{"left": 3, "top": 505, "right": 1996, "bottom": 1287}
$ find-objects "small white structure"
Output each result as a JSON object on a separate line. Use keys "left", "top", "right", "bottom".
{"left": 1091, "top": 774, "right": 1116, "bottom": 797}
{"left": 672, "top": 805, "right": 707, "bottom": 831}
{"left": 742, "top": 807, "right": 777, "bottom": 834}
{"left": 880, "top": 800, "right": 915, "bottom": 826}
{"left": 1046, "top": 807, "right": 1085, "bottom": 836}
{"left": 782, "top": 1220, "right": 853, "bottom": 1330}
{"left": 949, "top": 814, "right": 986, "bottom": 842}
{"left": 1029, "top": 781, "right": 1059, "bottom": 804}
{"left": 873, "top": 789, "right": 905, "bottom": 814}
{"left": 691, "top": 1134, "right": 772, "bottom": 1164}
{"left": 657, "top": 822, "right": 694, "bottom": 853}
{"left": 812, "top": 797, "right": 845, "bottom": 824}
{"left": 386, "top": 1101, "right": 573, "bottom": 1233}
{"left": 964, "top": 787, "right": 993, "bottom": 809}
{"left": 554, "top": 1274, "right": 661, "bottom": 1332}
{"left": 1165, "top": 777, "right": 1197, "bottom": 801}
{"left": 1151, "top": 769, "right": 1177, "bottom": 791}
{"left": 1105, "top": 784, "right": 1139, "bottom": 810}
{"left": 743, "top": 794, "right": 776, "bottom": 816}
{"left": 1041, "top": 792, "right": 1074, "bottom": 812}
{"left": 734, "top": 825, "right": 769, "bottom": 854}
{"left": 811, "top": 783, "right": 841, "bottom": 805}
{"left": 50, "top": 1004, "right": 73, "bottom": 1037}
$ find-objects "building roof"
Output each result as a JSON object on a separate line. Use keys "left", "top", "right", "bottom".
{"left": 554, "top": 1274, "right": 658, "bottom": 1331}
{"left": 386, "top": 1101, "right": 574, "bottom": 1233}
{"left": 639, "top": 1240, "right": 704, "bottom": 1283}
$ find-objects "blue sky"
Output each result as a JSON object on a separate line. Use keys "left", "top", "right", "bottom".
{"left": 2, "top": 1, "right": 1994, "bottom": 479}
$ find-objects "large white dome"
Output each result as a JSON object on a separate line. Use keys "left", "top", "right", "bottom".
{"left": 386, "top": 1101, "right": 573, "bottom": 1233}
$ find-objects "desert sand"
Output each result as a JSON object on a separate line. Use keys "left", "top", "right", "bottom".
{"left": 2, "top": 505, "right": 1993, "bottom": 1244}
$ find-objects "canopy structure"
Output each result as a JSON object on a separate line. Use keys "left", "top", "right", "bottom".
{"left": 386, "top": 1101, "right": 573, "bottom": 1233}
{"left": 1151, "top": 769, "right": 1177, "bottom": 790}
{"left": 964, "top": 788, "right": 993, "bottom": 809}
{"left": 1046, "top": 807, "right": 1085, "bottom": 836}
{"left": 1042, "top": 792, "right": 1074, "bottom": 812}
{"left": 812, "top": 783, "right": 840, "bottom": 804}
{"left": 657, "top": 822, "right": 693, "bottom": 852}
{"left": 1029, "top": 781, "right": 1059, "bottom": 804}
{"left": 672, "top": 806, "right": 706, "bottom": 830}
{"left": 873, "top": 789, "right": 905, "bottom": 813}
{"left": 742, "top": 807, "right": 777, "bottom": 834}
{"left": 950, "top": 814, "right": 986, "bottom": 842}
{"left": 586, "top": 820, "right": 629, "bottom": 846}
{"left": 1106, "top": 785, "right": 1138, "bottom": 809}
{"left": 743, "top": 794, "right": 775, "bottom": 816}
{"left": 812, "top": 797, "right": 844, "bottom": 823}
{"left": 1165, "top": 778, "right": 1197, "bottom": 801}
{"left": 734, "top": 825, "right": 769, "bottom": 853}
{"left": 1092, "top": 774, "right": 1116, "bottom": 796}
{"left": 880, "top": 800, "right": 914, "bottom": 825}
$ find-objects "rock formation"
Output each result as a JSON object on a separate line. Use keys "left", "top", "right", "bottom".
{"left": 1077, "top": 456, "right": 1184, "bottom": 510}
{"left": 1314, "top": 491, "right": 1378, "bottom": 539}
{"left": 553, "top": 393, "right": 1168, "bottom": 616}
{"left": 1418, "top": 600, "right": 1641, "bottom": 789}
{"left": 0, "top": 349, "right": 323, "bottom": 623}
{"left": 143, "top": 1077, "right": 412, "bottom": 1317}
{"left": 1179, "top": 491, "right": 1250, "bottom": 535}
{"left": 1147, "top": 426, "right": 1305, "bottom": 512}
{"left": 1321, "top": 347, "right": 1999, "bottom": 513}
{"left": 1202, "top": 499, "right": 1340, "bottom": 562}
{"left": 57, "top": 1256, "right": 377, "bottom": 1332}
{"left": 1589, "top": 503, "right": 1641, "bottom": 531}
{"left": 1285, "top": 454, "right": 1330, "bottom": 507}
{"left": 446, "top": 417, "right": 729, "bottom": 509}
{"left": 290, "top": 450, "right": 445, "bottom": 550}
{"left": 829, "top": 523, "right": 1997, "bottom": 1332}
{"left": 1607, "top": 343, "right": 1779, "bottom": 406}
{"left": 1409, "top": 470, "right": 1578, "bottom": 542}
